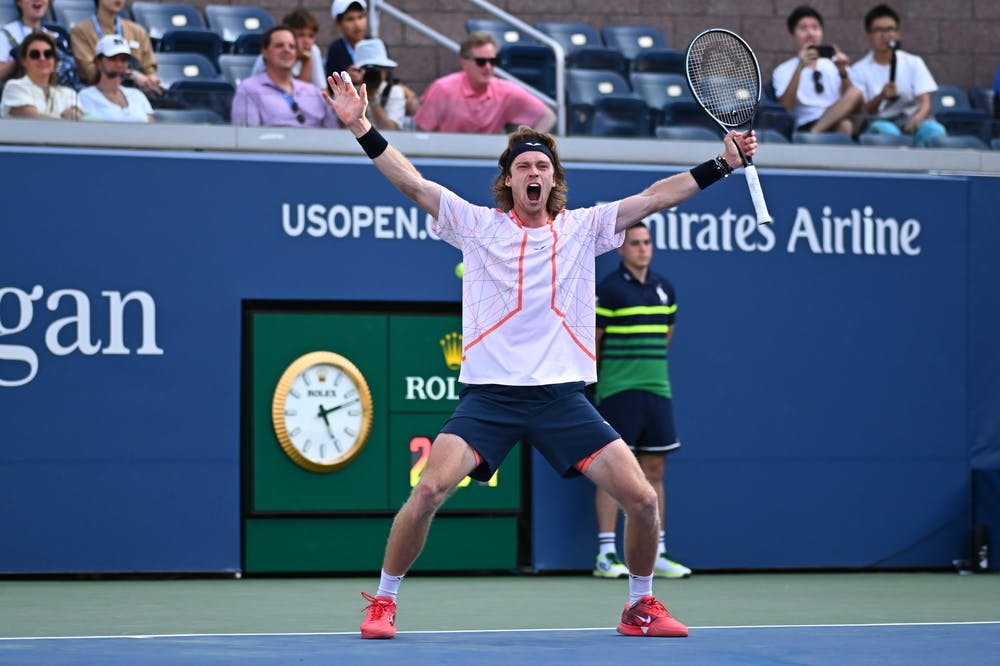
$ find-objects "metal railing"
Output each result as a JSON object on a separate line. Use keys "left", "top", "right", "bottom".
{"left": 369, "top": 0, "right": 567, "bottom": 135}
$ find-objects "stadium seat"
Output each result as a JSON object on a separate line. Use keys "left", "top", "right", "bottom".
{"left": 992, "top": 137, "right": 1000, "bottom": 150}
{"left": 164, "top": 79, "right": 235, "bottom": 121}
{"left": 498, "top": 44, "right": 555, "bottom": 98}
{"left": 232, "top": 31, "right": 263, "bottom": 55}
{"left": 756, "top": 128, "right": 790, "bottom": 143}
{"left": 0, "top": 3, "right": 19, "bottom": 24}
{"left": 566, "top": 68, "right": 650, "bottom": 137}
{"left": 630, "top": 48, "right": 686, "bottom": 75}
{"left": 130, "top": 1, "right": 206, "bottom": 42}
{"left": 155, "top": 51, "right": 223, "bottom": 88}
{"left": 967, "top": 85, "right": 995, "bottom": 117}
{"left": 601, "top": 24, "right": 668, "bottom": 61}
{"left": 932, "top": 84, "right": 973, "bottom": 113}
{"left": 465, "top": 18, "right": 535, "bottom": 46}
{"left": 630, "top": 71, "right": 692, "bottom": 110}
{"left": 791, "top": 131, "right": 856, "bottom": 145}
{"left": 937, "top": 111, "right": 992, "bottom": 144}
{"left": 204, "top": 4, "right": 274, "bottom": 45}
{"left": 567, "top": 47, "right": 628, "bottom": 79}
{"left": 218, "top": 53, "right": 257, "bottom": 87}
{"left": 925, "top": 134, "right": 988, "bottom": 149}
{"left": 858, "top": 133, "right": 913, "bottom": 147}
{"left": 756, "top": 101, "right": 796, "bottom": 141}
{"left": 536, "top": 21, "right": 602, "bottom": 56}
{"left": 51, "top": 0, "right": 94, "bottom": 28}
{"left": 654, "top": 125, "right": 718, "bottom": 141}
{"left": 659, "top": 99, "right": 717, "bottom": 133}
{"left": 152, "top": 108, "right": 226, "bottom": 124}
{"left": 158, "top": 29, "right": 226, "bottom": 64}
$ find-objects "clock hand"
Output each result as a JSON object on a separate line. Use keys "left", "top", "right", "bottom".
{"left": 316, "top": 404, "right": 338, "bottom": 439}
{"left": 323, "top": 397, "right": 360, "bottom": 414}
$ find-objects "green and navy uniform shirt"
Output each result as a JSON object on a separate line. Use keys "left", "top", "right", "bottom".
{"left": 595, "top": 263, "right": 676, "bottom": 402}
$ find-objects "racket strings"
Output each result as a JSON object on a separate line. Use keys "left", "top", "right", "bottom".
{"left": 687, "top": 33, "right": 759, "bottom": 126}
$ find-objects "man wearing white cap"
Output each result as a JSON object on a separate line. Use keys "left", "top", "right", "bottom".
{"left": 78, "top": 33, "right": 153, "bottom": 122}
{"left": 326, "top": 0, "right": 368, "bottom": 86}
{"left": 351, "top": 38, "right": 418, "bottom": 130}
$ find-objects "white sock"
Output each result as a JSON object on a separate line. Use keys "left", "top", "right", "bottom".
{"left": 597, "top": 532, "right": 617, "bottom": 557}
{"left": 628, "top": 573, "right": 654, "bottom": 606}
{"left": 376, "top": 569, "right": 404, "bottom": 600}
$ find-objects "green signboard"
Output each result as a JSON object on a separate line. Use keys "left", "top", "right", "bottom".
{"left": 243, "top": 305, "right": 523, "bottom": 573}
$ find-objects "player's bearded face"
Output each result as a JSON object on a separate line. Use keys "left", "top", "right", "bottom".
{"left": 505, "top": 152, "right": 553, "bottom": 212}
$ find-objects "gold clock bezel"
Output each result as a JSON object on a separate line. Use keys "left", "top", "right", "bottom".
{"left": 271, "top": 351, "right": 374, "bottom": 473}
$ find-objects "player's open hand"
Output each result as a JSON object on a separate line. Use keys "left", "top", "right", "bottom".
{"left": 322, "top": 70, "right": 370, "bottom": 135}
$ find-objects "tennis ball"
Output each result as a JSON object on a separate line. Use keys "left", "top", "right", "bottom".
{"left": 455, "top": 262, "right": 464, "bottom": 279}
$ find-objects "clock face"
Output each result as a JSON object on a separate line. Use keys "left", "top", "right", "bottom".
{"left": 271, "top": 351, "right": 373, "bottom": 473}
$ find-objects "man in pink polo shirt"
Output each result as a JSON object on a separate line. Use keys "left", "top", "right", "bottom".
{"left": 413, "top": 31, "right": 556, "bottom": 133}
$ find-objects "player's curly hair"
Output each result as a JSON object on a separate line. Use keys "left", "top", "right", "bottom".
{"left": 492, "top": 126, "right": 568, "bottom": 218}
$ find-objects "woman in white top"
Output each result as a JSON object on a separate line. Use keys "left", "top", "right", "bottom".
{"left": 0, "top": 32, "right": 82, "bottom": 119}
{"left": 78, "top": 34, "right": 153, "bottom": 123}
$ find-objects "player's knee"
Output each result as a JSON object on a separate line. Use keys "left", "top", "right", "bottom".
{"left": 409, "top": 477, "right": 451, "bottom": 513}
{"left": 622, "top": 484, "right": 658, "bottom": 526}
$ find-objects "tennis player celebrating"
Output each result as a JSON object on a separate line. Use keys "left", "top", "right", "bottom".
{"left": 322, "top": 71, "right": 757, "bottom": 640}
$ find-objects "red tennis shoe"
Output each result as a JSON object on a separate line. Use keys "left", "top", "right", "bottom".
{"left": 360, "top": 592, "right": 397, "bottom": 639}
{"left": 617, "top": 595, "right": 688, "bottom": 637}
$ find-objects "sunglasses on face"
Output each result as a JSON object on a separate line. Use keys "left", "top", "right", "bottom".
{"left": 812, "top": 69, "right": 824, "bottom": 94}
{"left": 27, "top": 48, "right": 55, "bottom": 60}
{"left": 468, "top": 56, "right": 498, "bottom": 67}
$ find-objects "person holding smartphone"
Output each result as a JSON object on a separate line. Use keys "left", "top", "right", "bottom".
{"left": 772, "top": 5, "right": 863, "bottom": 137}
{"left": 348, "top": 38, "right": 419, "bottom": 131}
{"left": 848, "top": 4, "right": 946, "bottom": 147}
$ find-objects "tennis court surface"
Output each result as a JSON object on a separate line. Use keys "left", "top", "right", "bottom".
{"left": 2, "top": 572, "right": 997, "bottom": 664}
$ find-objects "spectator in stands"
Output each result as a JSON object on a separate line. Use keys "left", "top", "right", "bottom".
{"left": 1, "top": 0, "right": 81, "bottom": 89}
{"left": 413, "top": 31, "right": 556, "bottom": 134}
{"left": 78, "top": 34, "right": 152, "bottom": 122}
{"left": 231, "top": 25, "right": 339, "bottom": 128}
{"left": 772, "top": 5, "right": 862, "bottom": 137}
{"left": 849, "top": 4, "right": 946, "bottom": 147}
{"left": 251, "top": 8, "right": 325, "bottom": 90}
{"left": 70, "top": 0, "right": 162, "bottom": 94}
{"left": 327, "top": 0, "right": 367, "bottom": 86}
{"left": 350, "top": 38, "right": 418, "bottom": 131}
{"left": 0, "top": 31, "right": 82, "bottom": 118}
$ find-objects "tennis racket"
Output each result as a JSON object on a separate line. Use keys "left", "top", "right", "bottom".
{"left": 685, "top": 29, "right": 773, "bottom": 225}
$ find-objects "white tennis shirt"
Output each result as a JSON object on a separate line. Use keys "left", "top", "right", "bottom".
{"left": 434, "top": 188, "right": 624, "bottom": 386}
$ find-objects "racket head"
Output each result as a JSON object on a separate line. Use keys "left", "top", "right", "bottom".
{"left": 685, "top": 29, "right": 762, "bottom": 130}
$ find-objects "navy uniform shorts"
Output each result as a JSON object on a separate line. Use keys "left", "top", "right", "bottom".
{"left": 439, "top": 382, "right": 621, "bottom": 481}
{"left": 597, "top": 389, "right": 680, "bottom": 455}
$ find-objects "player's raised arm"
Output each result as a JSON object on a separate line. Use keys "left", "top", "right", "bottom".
{"left": 613, "top": 130, "right": 756, "bottom": 233}
{"left": 323, "top": 71, "right": 443, "bottom": 218}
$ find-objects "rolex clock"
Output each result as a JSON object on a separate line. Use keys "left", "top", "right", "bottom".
{"left": 271, "top": 351, "right": 374, "bottom": 473}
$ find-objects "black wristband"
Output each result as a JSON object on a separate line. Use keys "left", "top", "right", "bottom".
{"left": 357, "top": 126, "right": 388, "bottom": 159}
{"left": 690, "top": 156, "right": 731, "bottom": 190}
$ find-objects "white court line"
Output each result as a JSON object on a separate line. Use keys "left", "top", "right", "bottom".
{"left": 1, "top": 620, "right": 998, "bottom": 641}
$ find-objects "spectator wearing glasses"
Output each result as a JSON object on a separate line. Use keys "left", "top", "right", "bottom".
{"left": 1, "top": 0, "right": 80, "bottom": 89}
{"left": 849, "top": 4, "right": 946, "bottom": 147}
{"left": 70, "top": 0, "right": 162, "bottom": 94}
{"left": 78, "top": 34, "right": 152, "bottom": 122}
{"left": 0, "top": 31, "right": 82, "bottom": 119}
{"left": 413, "top": 31, "right": 556, "bottom": 134}
{"left": 231, "top": 25, "right": 339, "bottom": 128}
{"left": 772, "top": 5, "right": 862, "bottom": 137}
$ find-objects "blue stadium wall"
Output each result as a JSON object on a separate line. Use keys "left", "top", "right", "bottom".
{"left": 0, "top": 145, "right": 997, "bottom": 573}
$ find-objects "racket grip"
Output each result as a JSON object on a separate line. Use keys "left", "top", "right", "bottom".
{"left": 743, "top": 164, "right": 773, "bottom": 225}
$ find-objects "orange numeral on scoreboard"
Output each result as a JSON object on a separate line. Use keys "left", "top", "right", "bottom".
{"left": 409, "top": 436, "right": 498, "bottom": 488}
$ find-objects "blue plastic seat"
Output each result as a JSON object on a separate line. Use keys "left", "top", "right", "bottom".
{"left": 155, "top": 51, "right": 223, "bottom": 88}
{"left": 566, "top": 68, "right": 649, "bottom": 137}
{"left": 204, "top": 4, "right": 273, "bottom": 45}
{"left": 51, "top": 0, "right": 93, "bottom": 29}
{"left": 131, "top": 1, "right": 206, "bottom": 42}
{"left": 158, "top": 29, "right": 225, "bottom": 64}
{"left": 232, "top": 31, "right": 263, "bottom": 55}
{"left": 567, "top": 46, "right": 628, "bottom": 79}
{"left": 536, "top": 21, "right": 602, "bottom": 56}
{"left": 654, "top": 125, "right": 718, "bottom": 141}
{"left": 465, "top": 18, "right": 535, "bottom": 47}
{"left": 792, "top": 131, "right": 857, "bottom": 145}
{"left": 152, "top": 108, "right": 226, "bottom": 124}
{"left": 925, "top": 134, "right": 988, "bottom": 149}
{"left": 498, "top": 44, "right": 555, "bottom": 98}
{"left": 630, "top": 48, "right": 686, "bottom": 75}
{"left": 858, "top": 133, "right": 913, "bottom": 147}
{"left": 601, "top": 24, "right": 668, "bottom": 61}
{"left": 217, "top": 53, "right": 257, "bottom": 87}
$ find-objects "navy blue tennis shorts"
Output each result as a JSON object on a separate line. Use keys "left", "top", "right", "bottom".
{"left": 598, "top": 389, "right": 680, "bottom": 455}
{"left": 439, "top": 382, "right": 621, "bottom": 481}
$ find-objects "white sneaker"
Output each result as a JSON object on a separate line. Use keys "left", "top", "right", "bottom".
{"left": 654, "top": 553, "right": 692, "bottom": 579}
{"left": 593, "top": 552, "right": 630, "bottom": 578}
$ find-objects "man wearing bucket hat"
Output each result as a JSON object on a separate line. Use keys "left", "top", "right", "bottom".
{"left": 350, "top": 38, "right": 418, "bottom": 130}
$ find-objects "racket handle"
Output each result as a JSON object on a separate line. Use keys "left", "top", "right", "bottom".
{"left": 743, "top": 163, "right": 773, "bottom": 225}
